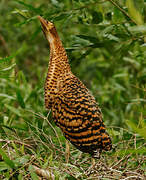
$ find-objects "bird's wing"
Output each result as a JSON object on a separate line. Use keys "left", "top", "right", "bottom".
{"left": 61, "top": 75, "right": 102, "bottom": 117}
{"left": 52, "top": 75, "right": 112, "bottom": 154}
{"left": 54, "top": 75, "right": 104, "bottom": 131}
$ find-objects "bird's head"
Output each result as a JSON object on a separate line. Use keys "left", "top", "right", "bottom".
{"left": 38, "top": 16, "right": 59, "bottom": 44}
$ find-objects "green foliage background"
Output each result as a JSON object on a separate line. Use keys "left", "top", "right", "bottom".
{"left": 0, "top": 0, "right": 146, "bottom": 179}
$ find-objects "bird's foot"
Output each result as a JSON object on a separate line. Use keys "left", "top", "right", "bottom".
{"left": 92, "top": 149, "right": 102, "bottom": 159}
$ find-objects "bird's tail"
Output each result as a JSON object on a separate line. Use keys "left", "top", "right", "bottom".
{"left": 101, "top": 131, "right": 112, "bottom": 151}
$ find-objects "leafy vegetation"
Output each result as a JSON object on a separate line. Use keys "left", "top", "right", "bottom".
{"left": 0, "top": 0, "right": 145, "bottom": 179}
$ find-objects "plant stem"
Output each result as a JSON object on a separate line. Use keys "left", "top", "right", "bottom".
{"left": 108, "top": 0, "right": 137, "bottom": 25}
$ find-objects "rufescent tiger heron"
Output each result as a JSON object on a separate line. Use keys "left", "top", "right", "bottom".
{"left": 38, "top": 16, "right": 112, "bottom": 159}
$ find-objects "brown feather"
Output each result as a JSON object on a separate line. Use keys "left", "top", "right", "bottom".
{"left": 38, "top": 16, "right": 112, "bottom": 157}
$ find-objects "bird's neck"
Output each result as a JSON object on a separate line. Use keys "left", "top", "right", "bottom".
{"left": 49, "top": 40, "right": 68, "bottom": 65}
{"left": 47, "top": 34, "right": 71, "bottom": 76}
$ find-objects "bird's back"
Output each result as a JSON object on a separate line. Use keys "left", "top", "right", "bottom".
{"left": 51, "top": 73, "right": 112, "bottom": 157}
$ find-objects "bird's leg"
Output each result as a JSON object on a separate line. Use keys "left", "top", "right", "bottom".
{"left": 86, "top": 150, "right": 102, "bottom": 175}
{"left": 91, "top": 157, "right": 96, "bottom": 167}
{"left": 65, "top": 140, "right": 70, "bottom": 163}
{"left": 92, "top": 149, "right": 101, "bottom": 159}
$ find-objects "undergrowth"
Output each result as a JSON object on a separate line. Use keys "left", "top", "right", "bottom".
{"left": 0, "top": 0, "right": 146, "bottom": 179}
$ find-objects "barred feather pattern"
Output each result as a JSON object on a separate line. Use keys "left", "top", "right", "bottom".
{"left": 52, "top": 75, "right": 112, "bottom": 156}
{"left": 39, "top": 16, "right": 112, "bottom": 157}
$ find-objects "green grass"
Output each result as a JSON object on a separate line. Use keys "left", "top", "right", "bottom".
{"left": 0, "top": 0, "right": 146, "bottom": 179}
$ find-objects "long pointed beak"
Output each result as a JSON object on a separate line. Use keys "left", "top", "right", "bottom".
{"left": 38, "top": 16, "right": 49, "bottom": 33}
{"left": 38, "top": 16, "right": 59, "bottom": 44}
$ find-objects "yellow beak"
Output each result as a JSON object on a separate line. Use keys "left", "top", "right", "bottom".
{"left": 38, "top": 16, "right": 49, "bottom": 33}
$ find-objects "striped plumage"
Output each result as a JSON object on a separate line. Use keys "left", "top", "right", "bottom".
{"left": 38, "top": 16, "right": 112, "bottom": 157}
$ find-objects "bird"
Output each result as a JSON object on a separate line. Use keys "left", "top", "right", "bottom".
{"left": 38, "top": 16, "right": 112, "bottom": 158}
